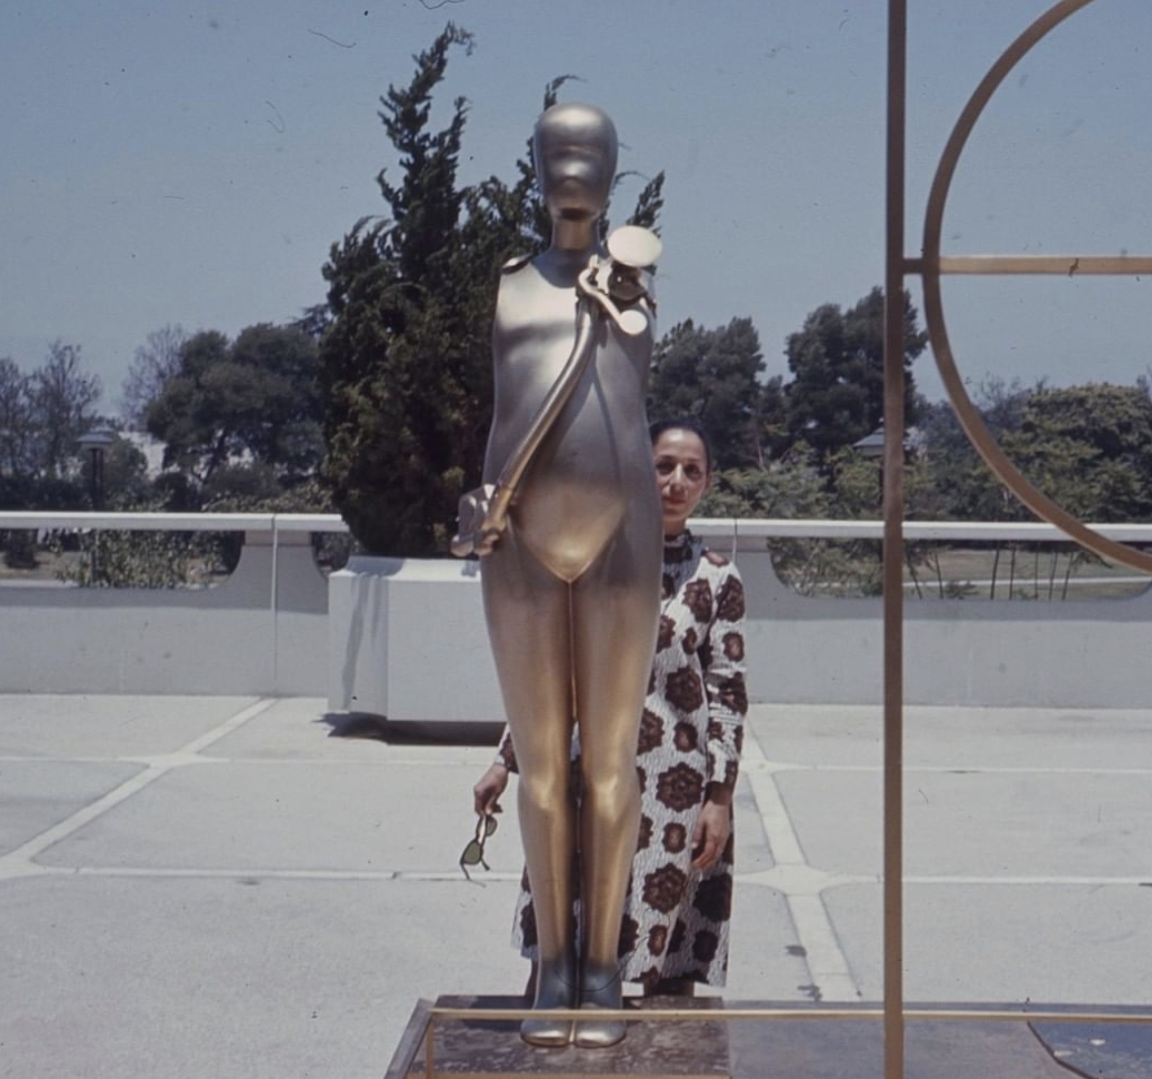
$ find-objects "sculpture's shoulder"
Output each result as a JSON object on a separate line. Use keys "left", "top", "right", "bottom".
{"left": 501, "top": 252, "right": 535, "bottom": 275}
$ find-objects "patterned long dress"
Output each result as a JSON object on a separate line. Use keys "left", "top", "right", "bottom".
{"left": 495, "top": 530, "right": 748, "bottom": 988}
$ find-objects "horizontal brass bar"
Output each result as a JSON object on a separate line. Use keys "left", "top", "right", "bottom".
{"left": 906, "top": 255, "right": 1152, "bottom": 276}
{"left": 429, "top": 1006, "right": 1152, "bottom": 1025}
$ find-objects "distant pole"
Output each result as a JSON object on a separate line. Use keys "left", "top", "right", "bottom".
{"left": 854, "top": 424, "right": 887, "bottom": 509}
{"left": 90, "top": 445, "right": 104, "bottom": 509}
{"left": 884, "top": 1, "right": 907, "bottom": 1077}
{"left": 77, "top": 428, "right": 115, "bottom": 510}
{"left": 76, "top": 428, "right": 116, "bottom": 581}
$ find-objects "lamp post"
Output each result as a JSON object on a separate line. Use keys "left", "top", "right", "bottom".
{"left": 76, "top": 428, "right": 116, "bottom": 510}
{"left": 76, "top": 428, "right": 116, "bottom": 584}
{"left": 854, "top": 423, "right": 887, "bottom": 507}
{"left": 855, "top": 424, "right": 923, "bottom": 598}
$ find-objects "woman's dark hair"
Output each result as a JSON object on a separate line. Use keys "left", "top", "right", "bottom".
{"left": 649, "top": 417, "right": 714, "bottom": 474}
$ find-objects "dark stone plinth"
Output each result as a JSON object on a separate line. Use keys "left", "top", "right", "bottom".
{"left": 387, "top": 999, "right": 1152, "bottom": 1079}
{"left": 391, "top": 994, "right": 730, "bottom": 1079}
{"left": 1030, "top": 1020, "right": 1152, "bottom": 1079}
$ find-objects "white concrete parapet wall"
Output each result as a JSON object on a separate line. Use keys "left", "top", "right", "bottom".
{"left": 2, "top": 514, "right": 1150, "bottom": 708}
{"left": 0, "top": 514, "right": 334, "bottom": 696}
{"left": 736, "top": 549, "right": 1152, "bottom": 708}
{"left": 330, "top": 520, "right": 1152, "bottom": 715}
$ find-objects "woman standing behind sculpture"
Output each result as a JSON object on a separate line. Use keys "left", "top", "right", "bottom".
{"left": 464, "top": 103, "right": 663, "bottom": 1048}
{"left": 476, "top": 420, "right": 748, "bottom": 996}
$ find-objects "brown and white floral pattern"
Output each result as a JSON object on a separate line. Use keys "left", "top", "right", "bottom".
{"left": 638, "top": 709, "right": 665, "bottom": 754}
{"left": 655, "top": 761, "right": 705, "bottom": 813}
{"left": 499, "top": 531, "right": 747, "bottom": 988}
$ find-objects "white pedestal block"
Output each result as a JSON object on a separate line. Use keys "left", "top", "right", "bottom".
{"left": 327, "top": 555, "right": 504, "bottom": 721}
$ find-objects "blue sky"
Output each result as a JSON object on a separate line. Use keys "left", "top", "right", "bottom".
{"left": 2, "top": 0, "right": 1150, "bottom": 415}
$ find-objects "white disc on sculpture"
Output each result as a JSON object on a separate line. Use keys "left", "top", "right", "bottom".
{"left": 607, "top": 225, "right": 663, "bottom": 268}
{"left": 616, "top": 308, "right": 648, "bottom": 336}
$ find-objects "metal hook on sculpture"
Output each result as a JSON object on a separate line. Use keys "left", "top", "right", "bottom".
{"left": 580, "top": 225, "right": 663, "bottom": 336}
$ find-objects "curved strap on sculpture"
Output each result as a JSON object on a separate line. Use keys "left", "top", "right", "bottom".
{"left": 484, "top": 293, "right": 599, "bottom": 529}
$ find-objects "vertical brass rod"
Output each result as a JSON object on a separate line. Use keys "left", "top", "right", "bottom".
{"left": 884, "top": 1, "right": 908, "bottom": 1078}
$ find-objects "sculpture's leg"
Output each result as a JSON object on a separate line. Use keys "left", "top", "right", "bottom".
{"left": 570, "top": 529, "right": 661, "bottom": 1048}
{"left": 482, "top": 531, "right": 578, "bottom": 1046}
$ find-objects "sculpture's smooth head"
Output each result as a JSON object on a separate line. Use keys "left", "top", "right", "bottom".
{"left": 534, "top": 103, "right": 618, "bottom": 224}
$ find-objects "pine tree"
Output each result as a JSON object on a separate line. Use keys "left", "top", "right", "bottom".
{"left": 784, "top": 287, "right": 925, "bottom": 462}
{"left": 319, "top": 26, "right": 492, "bottom": 556}
{"left": 648, "top": 317, "right": 774, "bottom": 469}
{"left": 318, "top": 27, "right": 664, "bottom": 555}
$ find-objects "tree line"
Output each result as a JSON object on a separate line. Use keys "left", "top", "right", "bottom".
{"left": 3, "top": 23, "right": 1151, "bottom": 582}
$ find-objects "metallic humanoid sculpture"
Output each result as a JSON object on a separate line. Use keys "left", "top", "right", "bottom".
{"left": 453, "top": 103, "right": 662, "bottom": 1048}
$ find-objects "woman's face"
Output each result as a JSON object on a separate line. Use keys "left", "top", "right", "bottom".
{"left": 653, "top": 428, "right": 711, "bottom": 536}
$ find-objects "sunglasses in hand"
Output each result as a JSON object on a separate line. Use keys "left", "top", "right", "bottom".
{"left": 460, "top": 812, "right": 499, "bottom": 881}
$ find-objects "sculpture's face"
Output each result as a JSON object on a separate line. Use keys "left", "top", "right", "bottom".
{"left": 653, "top": 428, "right": 712, "bottom": 536}
{"left": 534, "top": 104, "right": 618, "bottom": 222}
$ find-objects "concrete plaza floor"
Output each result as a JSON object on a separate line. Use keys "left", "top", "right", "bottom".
{"left": 2, "top": 695, "right": 1151, "bottom": 1078}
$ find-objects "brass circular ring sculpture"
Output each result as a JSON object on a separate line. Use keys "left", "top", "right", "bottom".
{"left": 920, "top": 0, "right": 1152, "bottom": 575}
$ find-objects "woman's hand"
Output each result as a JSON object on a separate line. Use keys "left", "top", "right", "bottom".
{"left": 473, "top": 763, "right": 510, "bottom": 816}
{"left": 690, "top": 786, "right": 732, "bottom": 870}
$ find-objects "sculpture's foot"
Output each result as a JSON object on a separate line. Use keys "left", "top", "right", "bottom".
{"left": 520, "top": 1015, "right": 573, "bottom": 1048}
{"left": 572, "top": 965, "right": 626, "bottom": 1049}
{"left": 520, "top": 958, "right": 575, "bottom": 1048}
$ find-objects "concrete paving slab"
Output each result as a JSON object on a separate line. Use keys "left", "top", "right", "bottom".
{"left": 731, "top": 781, "right": 775, "bottom": 877}
{"left": 0, "top": 874, "right": 528, "bottom": 1079}
{"left": 747, "top": 705, "right": 883, "bottom": 768}
{"left": 209, "top": 697, "right": 508, "bottom": 764}
{"left": 723, "top": 885, "right": 813, "bottom": 1001}
{"left": 748, "top": 704, "right": 1152, "bottom": 770}
{"left": 0, "top": 760, "right": 144, "bottom": 856}
{"left": 5, "top": 693, "right": 1152, "bottom": 1078}
{"left": 824, "top": 882, "right": 1152, "bottom": 1004}
{"left": 37, "top": 759, "right": 522, "bottom": 874}
{"left": 0, "top": 695, "right": 258, "bottom": 758}
{"left": 774, "top": 769, "right": 1152, "bottom": 878}
{"left": 904, "top": 705, "right": 1152, "bottom": 771}
{"left": 34, "top": 766, "right": 774, "bottom": 885}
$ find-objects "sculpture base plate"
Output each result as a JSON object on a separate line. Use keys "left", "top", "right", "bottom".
{"left": 728, "top": 1013, "right": 1075, "bottom": 1078}
{"left": 387, "top": 998, "right": 1152, "bottom": 1079}
{"left": 729, "top": 1006, "right": 1152, "bottom": 1077}
{"left": 392, "top": 994, "right": 730, "bottom": 1079}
